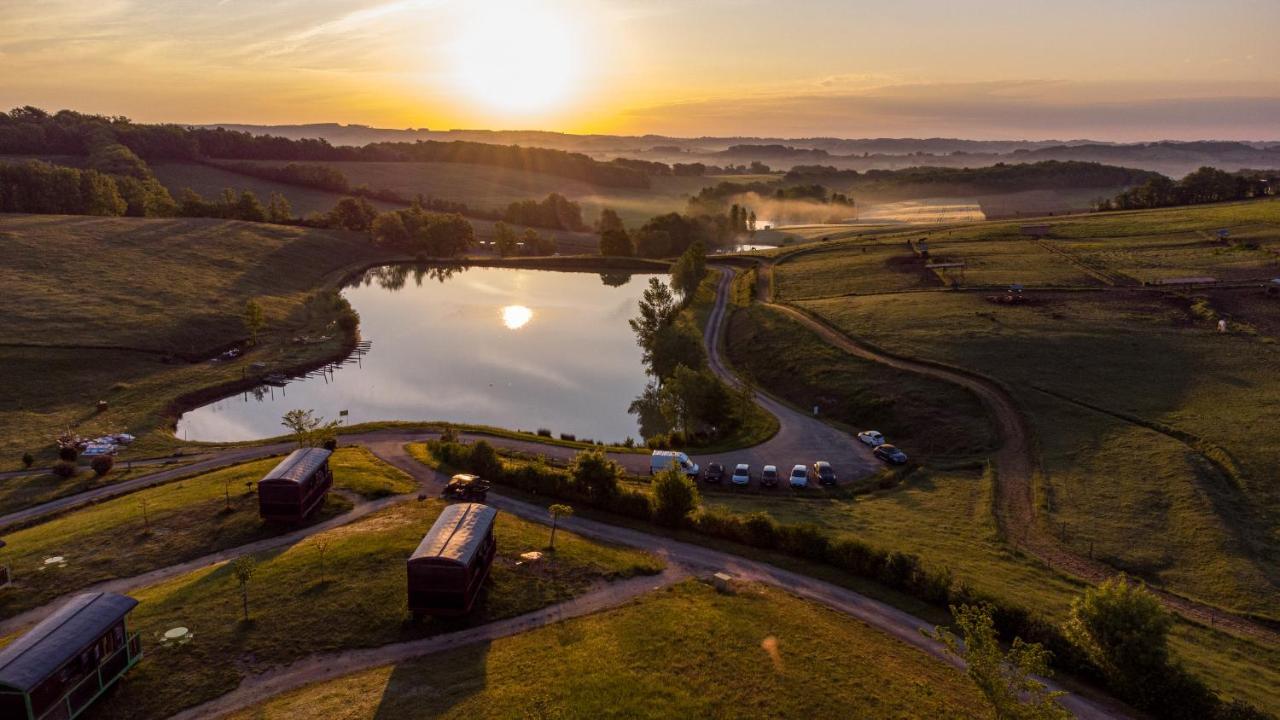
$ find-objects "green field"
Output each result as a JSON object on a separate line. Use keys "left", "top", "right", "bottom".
{"left": 0, "top": 214, "right": 385, "bottom": 470}
{"left": 224, "top": 580, "right": 989, "bottom": 720}
{"left": 0, "top": 448, "right": 414, "bottom": 618}
{"left": 84, "top": 498, "right": 662, "bottom": 720}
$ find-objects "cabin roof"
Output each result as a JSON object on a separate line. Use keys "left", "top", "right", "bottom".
{"left": 0, "top": 592, "right": 137, "bottom": 693}
{"left": 261, "top": 448, "right": 332, "bottom": 485}
{"left": 410, "top": 503, "right": 497, "bottom": 566}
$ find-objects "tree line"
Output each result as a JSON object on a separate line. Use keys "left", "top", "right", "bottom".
{"left": 0, "top": 107, "right": 650, "bottom": 188}
{"left": 785, "top": 160, "right": 1161, "bottom": 193}
{"left": 1097, "top": 166, "right": 1277, "bottom": 211}
{"left": 596, "top": 206, "right": 751, "bottom": 260}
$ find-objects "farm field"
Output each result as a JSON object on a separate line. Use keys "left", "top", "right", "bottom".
{"left": 0, "top": 214, "right": 385, "bottom": 469}
{"left": 223, "top": 580, "right": 989, "bottom": 720}
{"left": 0, "top": 447, "right": 414, "bottom": 618}
{"left": 234, "top": 160, "right": 741, "bottom": 226}
{"left": 79, "top": 498, "right": 662, "bottom": 720}
{"left": 768, "top": 199, "right": 1280, "bottom": 620}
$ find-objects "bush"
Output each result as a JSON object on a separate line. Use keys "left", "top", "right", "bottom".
{"left": 559, "top": 433, "right": 576, "bottom": 442}
{"left": 652, "top": 467, "right": 700, "bottom": 527}
{"left": 467, "top": 440, "right": 503, "bottom": 480}
{"left": 58, "top": 446, "right": 77, "bottom": 462}
{"left": 742, "top": 512, "right": 780, "bottom": 549}
{"left": 569, "top": 449, "right": 621, "bottom": 503}
{"left": 536, "top": 428, "right": 552, "bottom": 438}
{"left": 90, "top": 455, "right": 115, "bottom": 477}
{"left": 51, "top": 460, "right": 77, "bottom": 478}
{"left": 21, "top": 452, "right": 34, "bottom": 468}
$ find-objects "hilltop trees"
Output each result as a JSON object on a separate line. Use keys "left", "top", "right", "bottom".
{"left": 503, "top": 192, "right": 586, "bottom": 231}
{"left": 369, "top": 207, "right": 476, "bottom": 257}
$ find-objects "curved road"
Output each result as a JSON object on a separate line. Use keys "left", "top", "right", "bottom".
{"left": 753, "top": 259, "right": 1280, "bottom": 645}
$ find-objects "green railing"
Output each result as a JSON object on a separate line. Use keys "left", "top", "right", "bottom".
{"left": 36, "top": 632, "right": 141, "bottom": 720}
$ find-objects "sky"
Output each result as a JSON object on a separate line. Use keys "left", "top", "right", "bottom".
{"left": 2, "top": 0, "right": 1278, "bottom": 140}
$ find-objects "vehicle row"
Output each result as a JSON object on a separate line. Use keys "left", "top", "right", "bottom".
{"left": 651, "top": 451, "right": 836, "bottom": 488}
{"left": 856, "top": 430, "right": 909, "bottom": 464}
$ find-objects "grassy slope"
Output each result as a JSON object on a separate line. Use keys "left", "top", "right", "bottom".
{"left": 223, "top": 581, "right": 989, "bottom": 720}
{"left": 234, "top": 160, "right": 725, "bottom": 227}
{"left": 0, "top": 447, "right": 415, "bottom": 619}
{"left": 0, "top": 214, "right": 383, "bottom": 471}
{"left": 87, "top": 499, "right": 662, "bottom": 720}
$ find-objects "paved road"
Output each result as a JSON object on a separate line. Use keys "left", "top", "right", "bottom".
{"left": 690, "top": 268, "right": 879, "bottom": 486}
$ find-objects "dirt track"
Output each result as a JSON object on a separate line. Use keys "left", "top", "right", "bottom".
{"left": 751, "top": 259, "right": 1280, "bottom": 645}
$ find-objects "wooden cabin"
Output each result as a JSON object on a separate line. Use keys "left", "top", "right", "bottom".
{"left": 0, "top": 592, "right": 142, "bottom": 720}
{"left": 407, "top": 503, "right": 498, "bottom": 618}
{"left": 258, "top": 448, "right": 334, "bottom": 522}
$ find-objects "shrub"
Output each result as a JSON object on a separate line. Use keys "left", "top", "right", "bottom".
{"left": 559, "top": 433, "right": 576, "bottom": 442}
{"left": 777, "top": 523, "right": 831, "bottom": 562}
{"left": 536, "top": 428, "right": 552, "bottom": 437}
{"left": 569, "top": 449, "right": 621, "bottom": 503}
{"left": 322, "top": 438, "right": 338, "bottom": 451}
{"left": 90, "top": 455, "right": 114, "bottom": 477}
{"left": 742, "top": 512, "right": 780, "bottom": 549}
{"left": 652, "top": 467, "right": 700, "bottom": 527}
{"left": 21, "top": 452, "right": 33, "bottom": 468}
{"left": 58, "top": 446, "right": 77, "bottom": 462}
{"left": 623, "top": 437, "right": 635, "bottom": 448}
{"left": 51, "top": 461, "right": 77, "bottom": 478}
{"left": 467, "top": 440, "right": 503, "bottom": 480}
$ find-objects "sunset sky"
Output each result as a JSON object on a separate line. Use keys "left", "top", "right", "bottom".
{"left": 3, "top": 0, "right": 1278, "bottom": 140}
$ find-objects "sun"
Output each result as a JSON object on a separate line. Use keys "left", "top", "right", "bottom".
{"left": 501, "top": 305, "right": 534, "bottom": 330}
{"left": 452, "top": 2, "right": 581, "bottom": 114}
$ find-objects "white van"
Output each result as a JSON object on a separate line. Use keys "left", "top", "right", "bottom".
{"left": 650, "top": 450, "right": 700, "bottom": 478}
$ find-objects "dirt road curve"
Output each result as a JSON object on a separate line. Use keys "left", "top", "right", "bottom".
{"left": 752, "top": 260, "right": 1280, "bottom": 646}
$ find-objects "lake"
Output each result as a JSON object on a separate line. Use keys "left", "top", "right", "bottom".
{"left": 176, "top": 265, "right": 656, "bottom": 443}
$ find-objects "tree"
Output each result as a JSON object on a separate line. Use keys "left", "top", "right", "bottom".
{"left": 231, "top": 556, "right": 257, "bottom": 622}
{"left": 493, "top": 221, "right": 518, "bottom": 257}
{"left": 629, "top": 277, "right": 678, "bottom": 357}
{"left": 280, "top": 409, "right": 340, "bottom": 448}
{"left": 547, "top": 504, "right": 573, "bottom": 550}
{"left": 1064, "top": 576, "right": 1173, "bottom": 707}
{"left": 649, "top": 321, "right": 706, "bottom": 379}
{"left": 139, "top": 497, "right": 151, "bottom": 533}
{"left": 599, "top": 227, "right": 633, "bottom": 257}
{"left": 21, "top": 452, "right": 33, "bottom": 469}
{"left": 520, "top": 228, "right": 555, "bottom": 256}
{"left": 328, "top": 196, "right": 377, "bottom": 231}
{"left": 633, "top": 228, "right": 671, "bottom": 258}
{"left": 236, "top": 190, "right": 267, "bottom": 222}
{"left": 659, "top": 364, "right": 731, "bottom": 437}
{"left": 243, "top": 298, "right": 265, "bottom": 345}
{"left": 652, "top": 466, "right": 700, "bottom": 527}
{"left": 569, "top": 448, "right": 621, "bottom": 503}
{"left": 90, "top": 455, "right": 114, "bottom": 477}
{"left": 927, "top": 603, "right": 1070, "bottom": 720}
{"left": 598, "top": 208, "right": 625, "bottom": 234}
{"left": 670, "top": 240, "right": 708, "bottom": 297}
{"left": 266, "top": 192, "right": 293, "bottom": 222}
{"left": 313, "top": 537, "right": 331, "bottom": 583}
{"left": 371, "top": 211, "right": 409, "bottom": 248}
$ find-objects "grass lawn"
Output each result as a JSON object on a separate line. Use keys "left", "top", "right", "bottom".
{"left": 223, "top": 580, "right": 990, "bottom": 720}
{"left": 0, "top": 214, "right": 385, "bottom": 471}
{"left": 85, "top": 498, "right": 662, "bottom": 720}
{"left": 0, "top": 447, "right": 415, "bottom": 619}
{"left": 0, "top": 457, "right": 196, "bottom": 519}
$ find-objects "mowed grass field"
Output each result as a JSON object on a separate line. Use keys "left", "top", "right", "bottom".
{"left": 0, "top": 447, "right": 414, "bottom": 619}
{"left": 767, "top": 199, "right": 1280, "bottom": 620}
{"left": 81, "top": 499, "right": 662, "bottom": 720}
{"left": 0, "top": 214, "right": 384, "bottom": 470}
{"left": 223, "top": 580, "right": 989, "bottom": 720}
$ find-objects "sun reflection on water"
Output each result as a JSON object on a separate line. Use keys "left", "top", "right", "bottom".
{"left": 501, "top": 305, "right": 533, "bottom": 330}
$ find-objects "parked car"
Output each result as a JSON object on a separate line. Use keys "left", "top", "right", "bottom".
{"left": 760, "top": 465, "right": 779, "bottom": 488}
{"left": 703, "top": 462, "right": 725, "bottom": 483}
{"left": 731, "top": 464, "right": 751, "bottom": 486}
{"left": 813, "top": 461, "right": 837, "bottom": 486}
{"left": 789, "top": 464, "right": 809, "bottom": 488}
{"left": 857, "top": 430, "right": 885, "bottom": 446}
{"left": 874, "top": 444, "right": 909, "bottom": 465}
{"left": 650, "top": 450, "right": 700, "bottom": 478}
{"left": 442, "top": 474, "right": 490, "bottom": 502}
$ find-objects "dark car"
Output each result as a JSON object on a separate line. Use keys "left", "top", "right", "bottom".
{"left": 703, "top": 462, "right": 725, "bottom": 483}
{"left": 813, "top": 461, "right": 837, "bottom": 486}
{"left": 760, "top": 465, "right": 779, "bottom": 488}
{"left": 443, "top": 473, "right": 490, "bottom": 501}
{"left": 873, "top": 444, "right": 909, "bottom": 465}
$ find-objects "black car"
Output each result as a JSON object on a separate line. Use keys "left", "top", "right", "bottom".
{"left": 873, "top": 444, "right": 909, "bottom": 465}
{"left": 703, "top": 462, "right": 725, "bottom": 483}
{"left": 443, "top": 474, "right": 490, "bottom": 501}
{"left": 813, "top": 461, "right": 837, "bottom": 486}
{"left": 760, "top": 465, "right": 779, "bottom": 488}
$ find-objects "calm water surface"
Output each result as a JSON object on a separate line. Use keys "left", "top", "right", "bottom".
{"left": 177, "top": 266, "right": 654, "bottom": 443}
